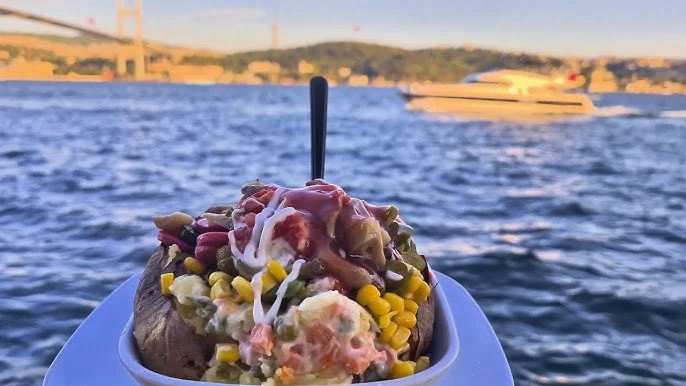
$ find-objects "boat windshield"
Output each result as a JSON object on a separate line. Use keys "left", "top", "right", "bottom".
{"left": 462, "top": 74, "right": 510, "bottom": 86}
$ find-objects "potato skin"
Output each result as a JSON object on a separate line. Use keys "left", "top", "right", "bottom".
{"left": 406, "top": 264, "right": 435, "bottom": 360}
{"left": 132, "top": 245, "right": 435, "bottom": 375}
{"left": 133, "top": 245, "right": 212, "bottom": 380}
{"left": 407, "top": 289, "right": 434, "bottom": 359}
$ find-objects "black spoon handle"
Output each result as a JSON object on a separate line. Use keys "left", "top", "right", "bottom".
{"left": 310, "top": 76, "right": 328, "bottom": 180}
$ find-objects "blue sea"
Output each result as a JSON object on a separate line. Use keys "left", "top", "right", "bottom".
{"left": 1, "top": 82, "right": 685, "bottom": 386}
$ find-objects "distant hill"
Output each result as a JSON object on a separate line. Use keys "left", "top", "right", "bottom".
{"left": 1, "top": 33, "right": 685, "bottom": 87}
{"left": 182, "top": 41, "right": 567, "bottom": 83}
{"left": 182, "top": 41, "right": 686, "bottom": 85}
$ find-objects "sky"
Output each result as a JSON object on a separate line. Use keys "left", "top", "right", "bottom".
{"left": 0, "top": 0, "right": 685, "bottom": 58}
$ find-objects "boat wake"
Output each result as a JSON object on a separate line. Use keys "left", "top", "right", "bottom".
{"left": 591, "top": 105, "right": 643, "bottom": 117}
{"left": 592, "top": 105, "right": 686, "bottom": 119}
{"left": 660, "top": 110, "right": 686, "bottom": 119}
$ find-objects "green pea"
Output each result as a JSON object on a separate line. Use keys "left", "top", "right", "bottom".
{"left": 296, "top": 285, "right": 318, "bottom": 299}
{"left": 284, "top": 280, "right": 305, "bottom": 298}
{"left": 276, "top": 323, "right": 297, "bottom": 341}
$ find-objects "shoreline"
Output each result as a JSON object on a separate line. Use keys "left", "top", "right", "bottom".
{"left": 1, "top": 78, "right": 685, "bottom": 95}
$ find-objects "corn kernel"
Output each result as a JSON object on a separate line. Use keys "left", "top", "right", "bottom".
{"left": 262, "top": 272, "right": 278, "bottom": 292}
{"left": 377, "top": 311, "right": 397, "bottom": 329}
{"left": 415, "top": 356, "right": 430, "bottom": 373}
{"left": 210, "top": 279, "right": 232, "bottom": 300}
{"left": 356, "top": 284, "right": 381, "bottom": 306}
{"left": 413, "top": 281, "right": 431, "bottom": 303}
{"left": 389, "top": 326, "right": 411, "bottom": 350}
{"left": 379, "top": 322, "right": 398, "bottom": 344}
{"left": 208, "top": 271, "right": 232, "bottom": 287}
{"left": 183, "top": 256, "right": 206, "bottom": 276}
{"left": 160, "top": 273, "right": 174, "bottom": 296}
{"left": 266, "top": 260, "right": 288, "bottom": 282}
{"left": 383, "top": 293, "right": 405, "bottom": 313}
{"left": 367, "top": 297, "right": 391, "bottom": 316}
{"left": 231, "top": 276, "right": 254, "bottom": 302}
{"left": 216, "top": 343, "right": 240, "bottom": 363}
{"left": 392, "top": 311, "right": 417, "bottom": 329}
{"left": 401, "top": 277, "right": 423, "bottom": 296}
{"left": 405, "top": 299, "right": 419, "bottom": 314}
{"left": 391, "top": 361, "right": 415, "bottom": 379}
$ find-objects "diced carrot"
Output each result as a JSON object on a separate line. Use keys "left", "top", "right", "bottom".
{"left": 345, "top": 355, "right": 370, "bottom": 374}
{"left": 249, "top": 323, "right": 274, "bottom": 355}
{"left": 282, "top": 350, "right": 303, "bottom": 371}
{"left": 214, "top": 297, "right": 237, "bottom": 314}
{"left": 275, "top": 366, "right": 295, "bottom": 385}
{"left": 329, "top": 302, "right": 348, "bottom": 317}
{"left": 305, "top": 322, "right": 334, "bottom": 345}
{"left": 318, "top": 340, "right": 341, "bottom": 369}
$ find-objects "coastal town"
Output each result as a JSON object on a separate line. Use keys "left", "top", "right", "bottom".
{"left": 1, "top": 32, "right": 685, "bottom": 95}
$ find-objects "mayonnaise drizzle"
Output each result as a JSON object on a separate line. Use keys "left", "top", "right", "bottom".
{"left": 252, "top": 259, "right": 305, "bottom": 324}
{"left": 229, "top": 186, "right": 286, "bottom": 268}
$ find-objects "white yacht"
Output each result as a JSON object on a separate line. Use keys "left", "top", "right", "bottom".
{"left": 400, "top": 70, "right": 595, "bottom": 116}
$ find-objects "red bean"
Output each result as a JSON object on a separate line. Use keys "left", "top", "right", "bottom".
{"left": 194, "top": 245, "right": 219, "bottom": 265}
{"left": 196, "top": 232, "right": 229, "bottom": 248}
{"left": 157, "top": 230, "right": 193, "bottom": 253}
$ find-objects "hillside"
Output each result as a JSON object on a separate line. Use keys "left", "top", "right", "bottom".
{"left": 181, "top": 41, "right": 685, "bottom": 86}
{"left": 1, "top": 33, "right": 685, "bottom": 90}
{"left": 182, "top": 41, "right": 567, "bottom": 83}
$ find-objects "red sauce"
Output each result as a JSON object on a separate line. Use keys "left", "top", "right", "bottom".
{"left": 234, "top": 180, "right": 391, "bottom": 290}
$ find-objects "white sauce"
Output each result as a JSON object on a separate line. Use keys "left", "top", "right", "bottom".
{"left": 252, "top": 259, "right": 305, "bottom": 324}
{"left": 231, "top": 187, "right": 286, "bottom": 269}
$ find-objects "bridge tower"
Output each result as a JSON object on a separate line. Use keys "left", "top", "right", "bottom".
{"left": 116, "top": 0, "right": 144, "bottom": 80}
{"left": 272, "top": 21, "right": 279, "bottom": 50}
{"left": 271, "top": 1, "right": 279, "bottom": 50}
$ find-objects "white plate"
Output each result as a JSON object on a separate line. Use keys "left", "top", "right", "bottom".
{"left": 43, "top": 272, "right": 513, "bottom": 386}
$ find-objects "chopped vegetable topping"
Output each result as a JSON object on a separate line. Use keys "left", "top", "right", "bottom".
{"left": 155, "top": 181, "right": 434, "bottom": 384}
{"left": 160, "top": 273, "right": 174, "bottom": 296}
{"left": 231, "top": 276, "right": 254, "bottom": 302}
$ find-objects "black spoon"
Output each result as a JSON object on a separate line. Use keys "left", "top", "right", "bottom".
{"left": 310, "top": 76, "right": 328, "bottom": 180}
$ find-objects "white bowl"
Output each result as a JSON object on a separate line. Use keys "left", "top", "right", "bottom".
{"left": 119, "top": 273, "right": 459, "bottom": 386}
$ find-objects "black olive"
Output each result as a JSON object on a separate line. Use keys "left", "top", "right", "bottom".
{"left": 216, "top": 246, "right": 238, "bottom": 275}
{"left": 179, "top": 224, "right": 199, "bottom": 246}
{"left": 249, "top": 364, "right": 266, "bottom": 381}
{"left": 359, "top": 362, "right": 387, "bottom": 382}
{"left": 298, "top": 259, "right": 325, "bottom": 280}
{"left": 236, "top": 260, "right": 258, "bottom": 279}
{"left": 262, "top": 286, "right": 278, "bottom": 303}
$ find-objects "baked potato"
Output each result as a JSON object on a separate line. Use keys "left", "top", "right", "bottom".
{"left": 133, "top": 180, "right": 435, "bottom": 384}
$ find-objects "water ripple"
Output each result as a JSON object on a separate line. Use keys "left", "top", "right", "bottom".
{"left": 1, "top": 83, "right": 685, "bottom": 386}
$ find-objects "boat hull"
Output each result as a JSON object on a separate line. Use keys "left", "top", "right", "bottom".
{"left": 400, "top": 88, "right": 595, "bottom": 116}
